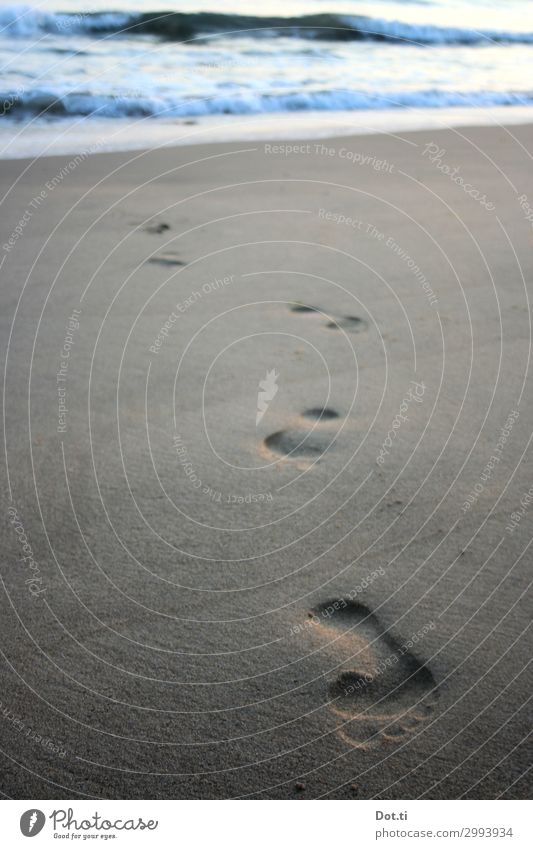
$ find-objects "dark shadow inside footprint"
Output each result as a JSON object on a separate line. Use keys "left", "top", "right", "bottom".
{"left": 148, "top": 253, "right": 185, "bottom": 266}
{"left": 330, "top": 659, "right": 435, "bottom": 711}
{"left": 264, "top": 429, "right": 331, "bottom": 459}
{"left": 310, "top": 599, "right": 437, "bottom": 746}
{"left": 302, "top": 407, "right": 340, "bottom": 421}
{"left": 326, "top": 316, "right": 368, "bottom": 333}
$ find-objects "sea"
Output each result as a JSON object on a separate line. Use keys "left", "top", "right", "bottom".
{"left": 1, "top": 0, "right": 532, "bottom": 156}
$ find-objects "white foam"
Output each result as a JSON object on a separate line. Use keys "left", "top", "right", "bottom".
{"left": 2, "top": 104, "right": 533, "bottom": 160}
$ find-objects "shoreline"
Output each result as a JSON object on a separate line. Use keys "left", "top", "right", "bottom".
{"left": 2, "top": 103, "right": 533, "bottom": 160}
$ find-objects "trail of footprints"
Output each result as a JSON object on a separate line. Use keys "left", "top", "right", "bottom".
{"left": 264, "top": 302, "right": 368, "bottom": 460}
{"left": 262, "top": 302, "right": 367, "bottom": 460}
{"left": 277, "top": 301, "right": 437, "bottom": 746}
{"left": 311, "top": 600, "right": 438, "bottom": 748}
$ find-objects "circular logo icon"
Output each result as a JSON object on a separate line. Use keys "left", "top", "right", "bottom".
{"left": 20, "top": 810, "right": 46, "bottom": 837}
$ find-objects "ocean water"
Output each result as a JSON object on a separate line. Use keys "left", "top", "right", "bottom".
{"left": 0, "top": 0, "right": 532, "bottom": 154}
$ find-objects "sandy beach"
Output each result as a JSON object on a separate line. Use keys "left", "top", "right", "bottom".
{"left": 1, "top": 122, "right": 532, "bottom": 800}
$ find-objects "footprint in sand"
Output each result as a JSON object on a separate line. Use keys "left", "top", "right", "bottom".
{"left": 147, "top": 253, "right": 185, "bottom": 267}
{"left": 143, "top": 221, "right": 171, "bottom": 235}
{"left": 289, "top": 303, "right": 368, "bottom": 333}
{"left": 263, "top": 407, "right": 341, "bottom": 461}
{"left": 302, "top": 407, "right": 339, "bottom": 421}
{"left": 325, "top": 315, "right": 368, "bottom": 333}
{"left": 310, "top": 599, "right": 438, "bottom": 748}
{"left": 289, "top": 303, "right": 321, "bottom": 315}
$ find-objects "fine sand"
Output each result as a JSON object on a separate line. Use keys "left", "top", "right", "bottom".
{"left": 1, "top": 123, "right": 532, "bottom": 799}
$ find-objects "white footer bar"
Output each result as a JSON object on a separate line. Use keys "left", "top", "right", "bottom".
{"left": 2, "top": 799, "right": 531, "bottom": 848}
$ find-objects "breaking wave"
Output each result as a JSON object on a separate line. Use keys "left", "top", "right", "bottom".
{"left": 2, "top": 6, "right": 533, "bottom": 45}
{"left": 3, "top": 86, "right": 532, "bottom": 120}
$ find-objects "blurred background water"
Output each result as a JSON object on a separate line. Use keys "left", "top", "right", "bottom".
{"left": 1, "top": 0, "right": 532, "bottom": 153}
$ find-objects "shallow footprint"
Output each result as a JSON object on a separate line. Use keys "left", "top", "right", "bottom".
{"left": 289, "top": 303, "right": 368, "bottom": 333}
{"left": 311, "top": 599, "right": 438, "bottom": 748}
{"left": 147, "top": 253, "right": 185, "bottom": 266}
{"left": 289, "top": 302, "right": 321, "bottom": 314}
{"left": 263, "top": 407, "right": 340, "bottom": 461}
{"left": 326, "top": 315, "right": 368, "bottom": 333}
{"left": 264, "top": 428, "right": 331, "bottom": 460}
{"left": 302, "top": 407, "right": 340, "bottom": 421}
{"left": 143, "top": 221, "right": 171, "bottom": 235}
